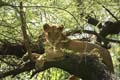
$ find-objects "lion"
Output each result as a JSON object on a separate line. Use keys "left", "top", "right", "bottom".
{"left": 36, "top": 23, "right": 114, "bottom": 80}
{"left": 43, "top": 23, "right": 114, "bottom": 73}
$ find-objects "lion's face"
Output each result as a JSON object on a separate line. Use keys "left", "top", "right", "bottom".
{"left": 43, "top": 23, "right": 64, "bottom": 46}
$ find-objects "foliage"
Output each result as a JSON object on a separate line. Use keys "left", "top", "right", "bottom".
{"left": 0, "top": 0, "right": 120, "bottom": 80}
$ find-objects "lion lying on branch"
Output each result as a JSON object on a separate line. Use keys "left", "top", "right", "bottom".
{"left": 35, "top": 23, "right": 114, "bottom": 80}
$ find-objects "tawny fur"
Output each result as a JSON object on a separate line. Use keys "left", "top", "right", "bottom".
{"left": 42, "top": 23, "right": 114, "bottom": 80}
{"left": 43, "top": 23, "right": 114, "bottom": 73}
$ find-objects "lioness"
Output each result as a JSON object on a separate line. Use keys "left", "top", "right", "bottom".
{"left": 43, "top": 23, "right": 114, "bottom": 73}
{"left": 43, "top": 24, "right": 114, "bottom": 72}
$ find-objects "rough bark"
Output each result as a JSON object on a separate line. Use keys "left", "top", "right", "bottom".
{"left": 0, "top": 53, "right": 119, "bottom": 80}
{"left": 0, "top": 42, "right": 44, "bottom": 57}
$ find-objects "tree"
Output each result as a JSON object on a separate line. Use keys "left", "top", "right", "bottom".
{"left": 0, "top": 0, "right": 120, "bottom": 80}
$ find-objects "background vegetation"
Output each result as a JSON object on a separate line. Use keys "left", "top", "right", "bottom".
{"left": 0, "top": 0, "right": 120, "bottom": 80}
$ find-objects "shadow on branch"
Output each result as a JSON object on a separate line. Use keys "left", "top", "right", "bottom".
{"left": 0, "top": 53, "right": 119, "bottom": 80}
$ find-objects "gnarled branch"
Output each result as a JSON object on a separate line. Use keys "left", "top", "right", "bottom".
{"left": 0, "top": 53, "right": 119, "bottom": 80}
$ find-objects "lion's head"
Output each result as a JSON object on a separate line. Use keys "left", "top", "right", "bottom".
{"left": 43, "top": 23, "right": 64, "bottom": 46}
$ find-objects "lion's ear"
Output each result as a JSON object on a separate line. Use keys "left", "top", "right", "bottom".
{"left": 59, "top": 25, "right": 64, "bottom": 31}
{"left": 43, "top": 23, "right": 50, "bottom": 31}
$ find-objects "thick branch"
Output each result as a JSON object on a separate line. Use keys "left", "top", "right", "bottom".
{"left": 85, "top": 16, "right": 120, "bottom": 48}
{"left": 44, "top": 54, "right": 110, "bottom": 80}
{"left": 0, "top": 41, "right": 44, "bottom": 57}
{"left": 0, "top": 61, "right": 35, "bottom": 78}
{"left": 0, "top": 53, "right": 119, "bottom": 80}
{"left": 35, "top": 53, "right": 120, "bottom": 80}
{"left": 86, "top": 16, "right": 103, "bottom": 28}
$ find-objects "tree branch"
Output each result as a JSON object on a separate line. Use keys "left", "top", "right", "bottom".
{"left": 1, "top": 53, "right": 119, "bottom": 80}
{"left": 0, "top": 61, "right": 35, "bottom": 78}
{"left": 102, "top": 5, "right": 119, "bottom": 21}
{"left": 19, "top": 2, "right": 32, "bottom": 60}
{"left": 86, "top": 16, "right": 103, "bottom": 29}
{"left": 66, "top": 29, "right": 120, "bottom": 44}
